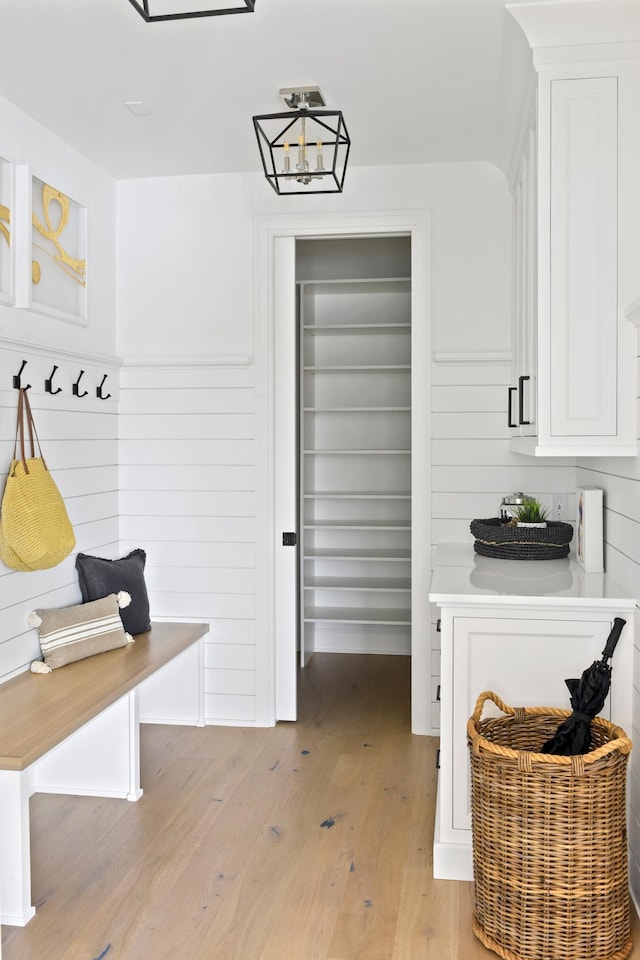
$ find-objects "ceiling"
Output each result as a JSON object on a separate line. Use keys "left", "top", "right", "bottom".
{"left": 0, "top": 0, "right": 536, "bottom": 181}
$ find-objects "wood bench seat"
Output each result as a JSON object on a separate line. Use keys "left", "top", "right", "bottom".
{"left": 0, "top": 620, "right": 208, "bottom": 927}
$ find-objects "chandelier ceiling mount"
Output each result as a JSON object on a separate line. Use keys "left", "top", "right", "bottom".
{"left": 253, "top": 86, "right": 351, "bottom": 196}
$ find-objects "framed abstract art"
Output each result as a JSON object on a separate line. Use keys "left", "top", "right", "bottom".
{"left": 29, "top": 174, "right": 87, "bottom": 323}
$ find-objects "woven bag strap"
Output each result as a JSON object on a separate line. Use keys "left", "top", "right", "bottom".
{"left": 13, "top": 389, "right": 45, "bottom": 475}
{"left": 12, "top": 387, "right": 23, "bottom": 462}
{"left": 12, "top": 388, "right": 35, "bottom": 471}
{"left": 22, "top": 390, "right": 46, "bottom": 470}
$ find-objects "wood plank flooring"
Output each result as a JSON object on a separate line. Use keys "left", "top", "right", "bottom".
{"left": 2, "top": 652, "right": 639, "bottom": 959}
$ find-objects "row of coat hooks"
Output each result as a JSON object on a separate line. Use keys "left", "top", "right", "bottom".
{"left": 12, "top": 359, "right": 112, "bottom": 400}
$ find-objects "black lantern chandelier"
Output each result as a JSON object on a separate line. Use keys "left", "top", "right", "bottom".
{"left": 128, "top": 0, "right": 255, "bottom": 21}
{"left": 253, "top": 87, "right": 351, "bottom": 195}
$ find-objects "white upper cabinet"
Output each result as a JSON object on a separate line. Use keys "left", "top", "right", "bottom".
{"left": 508, "top": 60, "right": 637, "bottom": 457}
{"left": 509, "top": 119, "right": 537, "bottom": 440}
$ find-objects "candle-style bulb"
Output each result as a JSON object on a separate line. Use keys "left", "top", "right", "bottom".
{"left": 316, "top": 140, "right": 324, "bottom": 172}
{"left": 295, "top": 116, "right": 310, "bottom": 182}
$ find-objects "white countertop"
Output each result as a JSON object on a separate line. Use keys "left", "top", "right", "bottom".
{"left": 429, "top": 543, "right": 636, "bottom": 609}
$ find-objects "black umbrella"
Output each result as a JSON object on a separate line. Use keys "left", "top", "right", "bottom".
{"left": 540, "top": 617, "right": 626, "bottom": 756}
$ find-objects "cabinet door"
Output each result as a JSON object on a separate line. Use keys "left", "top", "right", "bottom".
{"left": 548, "top": 76, "right": 618, "bottom": 438}
{"left": 510, "top": 126, "right": 537, "bottom": 437}
{"left": 452, "top": 615, "right": 613, "bottom": 831}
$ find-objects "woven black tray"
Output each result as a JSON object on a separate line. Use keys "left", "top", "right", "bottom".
{"left": 470, "top": 517, "right": 574, "bottom": 560}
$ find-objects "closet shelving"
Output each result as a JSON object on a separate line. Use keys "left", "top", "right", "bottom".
{"left": 299, "top": 274, "right": 412, "bottom": 657}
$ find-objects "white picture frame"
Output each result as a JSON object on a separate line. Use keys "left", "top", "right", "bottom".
{"left": 0, "top": 156, "right": 14, "bottom": 305}
{"left": 14, "top": 167, "right": 88, "bottom": 325}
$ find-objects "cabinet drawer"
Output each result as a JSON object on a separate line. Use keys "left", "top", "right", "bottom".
{"left": 431, "top": 701, "right": 441, "bottom": 731}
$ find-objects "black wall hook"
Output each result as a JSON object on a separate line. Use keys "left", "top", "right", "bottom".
{"left": 12, "top": 360, "right": 31, "bottom": 391}
{"left": 72, "top": 370, "right": 88, "bottom": 398}
{"left": 45, "top": 365, "right": 63, "bottom": 395}
{"left": 96, "top": 374, "right": 111, "bottom": 400}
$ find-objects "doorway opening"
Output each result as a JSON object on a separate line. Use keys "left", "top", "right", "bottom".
{"left": 296, "top": 236, "right": 412, "bottom": 672}
{"left": 256, "top": 210, "right": 431, "bottom": 734}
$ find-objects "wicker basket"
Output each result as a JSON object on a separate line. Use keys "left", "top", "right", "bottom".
{"left": 470, "top": 517, "right": 574, "bottom": 560}
{"left": 467, "top": 691, "right": 633, "bottom": 960}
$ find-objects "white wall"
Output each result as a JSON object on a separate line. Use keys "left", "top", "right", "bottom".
{"left": 117, "top": 162, "right": 511, "bottom": 358}
{"left": 0, "top": 93, "right": 118, "bottom": 681}
{"left": 0, "top": 93, "right": 117, "bottom": 358}
{"left": 432, "top": 358, "right": 576, "bottom": 544}
{"left": 116, "top": 162, "right": 511, "bottom": 724}
{"left": 119, "top": 359, "right": 257, "bottom": 723}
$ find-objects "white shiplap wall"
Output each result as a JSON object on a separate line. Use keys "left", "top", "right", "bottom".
{"left": 118, "top": 361, "right": 257, "bottom": 725}
{"left": 575, "top": 319, "right": 640, "bottom": 909}
{"left": 432, "top": 357, "right": 577, "bottom": 542}
{"left": 0, "top": 344, "right": 119, "bottom": 681}
{"left": 430, "top": 356, "right": 578, "bottom": 730}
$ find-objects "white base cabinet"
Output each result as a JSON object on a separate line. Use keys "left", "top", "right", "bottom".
{"left": 429, "top": 547, "right": 635, "bottom": 882}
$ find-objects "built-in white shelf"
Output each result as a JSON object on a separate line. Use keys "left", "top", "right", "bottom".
{"left": 304, "top": 520, "right": 411, "bottom": 530}
{"left": 304, "top": 548, "right": 411, "bottom": 560}
{"left": 304, "top": 607, "right": 412, "bottom": 625}
{"left": 304, "top": 365, "right": 411, "bottom": 373}
{"left": 304, "top": 577, "right": 411, "bottom": 591}
{"left": 303, "top": 449, "right": 410, "bottom": 455}
{"left": 304, "top": 407, "right": 411, "bottom": 412}
{"left": 304, "top": 492, "right": 411, "bottom": 499}
{"left": 298, "top": 247, "right": 412, "bottom": 657}
{"left": 304, "top": 323, "right": 411, "bottom": 334}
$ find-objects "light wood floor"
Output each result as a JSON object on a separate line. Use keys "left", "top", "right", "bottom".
{"left": 2, "top": 653, "right": 640, "bottom": 959}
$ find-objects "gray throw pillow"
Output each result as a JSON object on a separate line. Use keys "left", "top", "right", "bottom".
{"left": 75, "top": 549, "right": 151, "bottom": 635}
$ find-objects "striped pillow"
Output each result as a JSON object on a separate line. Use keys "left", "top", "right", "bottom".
{"left": 28, "top": 594, "right": 134, "bottom": 672}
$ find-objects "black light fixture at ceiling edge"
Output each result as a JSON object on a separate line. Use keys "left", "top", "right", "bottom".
{"left": 127, "top": 0, "right": 255, "bottom": 21}
{"left": 253, "top": 91, "right": 351, "bottom": 196}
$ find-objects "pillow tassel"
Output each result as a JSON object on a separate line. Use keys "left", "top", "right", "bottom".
{"left": 31, "top": 660, "right": 52, "bottom": 674}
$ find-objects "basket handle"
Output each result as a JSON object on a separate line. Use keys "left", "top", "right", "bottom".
{"left": 472, "top": 690, "right": 515, "bottom": 723}
{"left": 470, "top": 691, "right": 634, "bottom": 764}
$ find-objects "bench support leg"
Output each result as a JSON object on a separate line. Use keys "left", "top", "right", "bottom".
{"left": 127, "top": 689, "right": 142, "bottom": 801}
{"left": 0, "top": 770, "right": 35, "bottom": 926}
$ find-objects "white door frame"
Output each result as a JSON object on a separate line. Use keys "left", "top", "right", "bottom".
{"left": 254, "top": 210, "right": 432, "bottom": 734}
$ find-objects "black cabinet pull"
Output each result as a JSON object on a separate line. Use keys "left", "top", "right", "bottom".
{"left": 436, "top": 748, "right": 440, "bottom": 770}
{"left": 436, "top": 684, "right": 441, "bottom": 702}
{"left": 518, "top": 375, "right": 530, "bottom": 425}
{"left": 508, "top": 386, "right": 518, "bottom": 428}
{"left": 436, "top": 618, "right": 441, "bottom": 632}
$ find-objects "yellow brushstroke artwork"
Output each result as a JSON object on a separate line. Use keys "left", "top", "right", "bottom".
{"left": 0, "top": 203, "right": 10, "bottom": 246}
{"left": 32, "top": 183, "right": 86, "bottom": 287}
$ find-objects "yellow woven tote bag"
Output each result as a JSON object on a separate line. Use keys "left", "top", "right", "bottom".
{"left": 0, "top": 389, "right": 76, "bottom": 571}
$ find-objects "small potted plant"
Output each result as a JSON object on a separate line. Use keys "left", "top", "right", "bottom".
{"left": 513, "top": 498, "right": 549, "bottom": 528}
